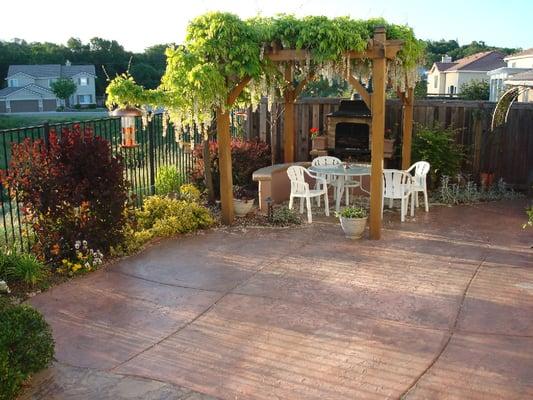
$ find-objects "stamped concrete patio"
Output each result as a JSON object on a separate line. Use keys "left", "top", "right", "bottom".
{"left": 23, "top": 200, "right": 532, "bottom": 399}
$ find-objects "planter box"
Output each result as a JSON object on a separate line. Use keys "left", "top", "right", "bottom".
{"left": 384, "top": 139, "right": 395, "bottom": 158}
{"left": 234, "top": 198, "right": 254, "bottom": 217}
{"left": 340, "top": 216, "right": 367, "bottom": 239}
{"left": 312, "top": 136, "right": 328, "bottom": 150}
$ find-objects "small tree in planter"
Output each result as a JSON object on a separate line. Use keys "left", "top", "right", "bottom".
{"left": 336, "top": 206, "right": 368, "bottom": 239}
{"left": 233, "top": 185, "right": 255, "bottom": 217}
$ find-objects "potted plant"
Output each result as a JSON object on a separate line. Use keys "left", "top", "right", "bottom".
{"left": 233, "top": 186, "right": 255, "bottom": 217}
{"left": 384, "top": 128, "right": 395, "bottom": 158}
{"left": 336, "top": 206, "right": 368, "bottom": 239}
{"left": 310, "top": 127, "right": 327, "bottom": 150}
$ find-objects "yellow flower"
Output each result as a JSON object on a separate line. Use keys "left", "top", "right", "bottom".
{"left": 72, "top": 264, "right": 82, "bottom": 272}
{"left": 62, "top": 259, "right": 69, "bottom": 265}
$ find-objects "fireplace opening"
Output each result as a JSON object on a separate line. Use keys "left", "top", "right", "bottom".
{"left": 334, "top": 122, "right": 370, "bottom": 158}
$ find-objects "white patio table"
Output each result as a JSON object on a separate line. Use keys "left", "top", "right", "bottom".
{"left": 308, "top": 163, "right": 371, "bottom": 212}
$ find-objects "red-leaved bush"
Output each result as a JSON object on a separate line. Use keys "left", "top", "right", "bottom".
{"left": 2, "top": 125, "right": 129, "bottom": 263}
{"left": 192, "top": 139, "right": 271, "bottom": 197}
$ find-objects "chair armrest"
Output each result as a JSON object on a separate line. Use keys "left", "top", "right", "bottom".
{"left": 305, "top": 169, "right": 327, "bottom": 185}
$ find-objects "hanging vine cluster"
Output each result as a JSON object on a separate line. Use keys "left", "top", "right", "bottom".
{"left": 105, "top": 12, "right": 425, "bottom": 146}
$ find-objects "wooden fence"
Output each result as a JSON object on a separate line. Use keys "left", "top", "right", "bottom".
{"left": 239, "top": 98, "right": 533, "bottom": 189}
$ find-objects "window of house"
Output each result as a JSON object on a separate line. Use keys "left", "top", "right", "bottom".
{"left": 79, "top": 77, "right": 88, "bottom": 86}
{"left": 48, "top": 78, "right": 57, "bottom": 87}
{"left": 449, "top": 85, "right": 455, "bottom": 94}
{"left": 77, "top": 94, "right": 92, "bottom": 104}
{"left": 434, "top": 76, "right": 438, "bottom": 88}
{"left": 8, "top": 79, "right": 18, "bottom": 87}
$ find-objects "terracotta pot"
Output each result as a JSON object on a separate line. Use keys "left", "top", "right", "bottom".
{"left": 384, "top": 139, "right": 395, "bottom": 158}
{"left": 339, "top": 216, "right": 367, "bottom": 239}
{"left": 233, "top": 198, "right": 254, "bottom": 217}
{"left": 480, "top": 172, "right": 495, "bottom": 190}
{"left": 312, "top": 136, "right": 328, "bottom": 150}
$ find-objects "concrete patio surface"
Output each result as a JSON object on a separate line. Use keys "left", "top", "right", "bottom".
{"left": 22, "top": 200, "right": 533, "bottom": 399}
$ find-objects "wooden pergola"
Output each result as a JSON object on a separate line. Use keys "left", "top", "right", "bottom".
{"left": 216, "top": 26, "right": 415, "bottom": 240}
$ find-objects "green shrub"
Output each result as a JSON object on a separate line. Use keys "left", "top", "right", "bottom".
{"left": 155, "top": 166, "right": 184, "bottom": 196}
{"left": 336, "top": 206, "right": 367, "bottom": 219}
{"left": 433, "top": 176, "right": 522, "bottom": 205}
{"left": 6, "top": 253, "right": 44, "bottom": 286}
{"left": 524, "top": 207, "right": 533, "bottom": 229}
{"left": 179, "top": 183, "right": 201, "bottom": 202}
{"left": 271, "top": 206, "right": 301, "bottom": 226}
{"left": 412, "top": 124, "right": 463, "bottom": 187}
{"left": 0, "top": 251, "right": 45, "bottom": 286}
{"left": 137, "top": 195, "right": 214, "bottom": 237}
{"left": 0, "top": 303, "right": 54, "bottom": 400}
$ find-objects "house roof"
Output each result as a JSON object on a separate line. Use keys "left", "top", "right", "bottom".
{"left": 506, "top": 69, "right": 533, "bottom": 81}
{"left": 446, "top": 51, "right": 506, "bottom": 72}
{"left": 434, "top": 62, "right": 457, "bottom": 72}
{"left": 7, "top": 64, "right": 96, "bottom": 78}
{"left": 0, "top": 84, "right": 55, "bottom": 99}
{"left": 0, "top": 86, "right": 23, "bottom": 97}
{"left": 505, "top": 48, "right": 533, "bottom": 60}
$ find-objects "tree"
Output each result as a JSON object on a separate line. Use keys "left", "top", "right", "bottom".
{"left": 50, "top": 77, "right": 77, "bottom": 106}
{"left": 460, "top": 79, "right": 490, "bottom": 100}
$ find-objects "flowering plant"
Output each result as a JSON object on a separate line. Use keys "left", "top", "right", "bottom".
{"left": 58, "top": 240, "right": 103, "bottom": 276}
{"left": 309, "top": 127, "right": 322, "bottom": 140}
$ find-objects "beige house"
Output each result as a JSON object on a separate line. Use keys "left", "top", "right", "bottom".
{"left": 0, "top": 62, "right": 96, "bottom": 113}
{"left": 488, "top": 48, "right": 533, "bottom": 102}
{"left": 427, "top": 51, "right": 506, "bottom": 97}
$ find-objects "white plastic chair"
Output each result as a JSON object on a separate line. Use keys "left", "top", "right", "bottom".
{"left": 382, "top": 169, "right": 415, "bottom": 222}
{"left": 406, "top": 161, "right": 430, "bottom": 212}
{"left": 287, "top": 166, "right": 329, "bottom": 223}
{"left": 311, "top": 156, "right": 343, "bottom": 206}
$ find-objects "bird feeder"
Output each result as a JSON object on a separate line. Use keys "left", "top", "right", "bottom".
{"left": 111, "top": 106, "right": 142, "bottom": 148}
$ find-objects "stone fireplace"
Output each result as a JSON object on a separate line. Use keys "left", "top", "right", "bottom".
{"left": 326, "top": 100, "right": 372, "bottom": 159}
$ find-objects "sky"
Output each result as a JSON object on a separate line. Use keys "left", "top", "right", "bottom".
{"left": 1, "top": 0, "right": 531, "bottom": 52}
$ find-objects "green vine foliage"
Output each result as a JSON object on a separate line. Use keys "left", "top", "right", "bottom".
{"left": 105, "top": 12, "right": 425, "bottom": 132}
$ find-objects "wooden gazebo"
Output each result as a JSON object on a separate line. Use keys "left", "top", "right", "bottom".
{"left": 216, "top": 27, "right": 415, "bottom": 239}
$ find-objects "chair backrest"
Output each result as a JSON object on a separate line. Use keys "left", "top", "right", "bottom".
{"left": 311, "top": 156, "right": 342, "bottom": 167}
{"left": 287, "top": 166, "right": 309, "bottom": 195}
{"left": 383, "top": 169, "right": 412, "bottom": 199}
{"left": 410, "top": 161, "right": 430, "bottom": 187}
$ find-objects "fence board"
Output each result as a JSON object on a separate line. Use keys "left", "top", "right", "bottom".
{"left": 246, "top": 97, "right": 532, "bottom": 188}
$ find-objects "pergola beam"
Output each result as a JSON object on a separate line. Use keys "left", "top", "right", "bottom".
{"left": 266, "top": 40, "right": 403, "bottom": 62}
{"left": 347, "top": 74, "right": 372, "bottom": 110}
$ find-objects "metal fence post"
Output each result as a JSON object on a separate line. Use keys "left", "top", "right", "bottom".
{"left": 148, "top": 117, "right": 156, "bottom": 195}
{"left": 43, "top": 121, "right": 50, "bottom": 147}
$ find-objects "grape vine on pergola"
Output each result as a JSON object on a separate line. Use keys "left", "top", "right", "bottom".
{"left": 106, "top": 12, "right": 424, "bottom": 239}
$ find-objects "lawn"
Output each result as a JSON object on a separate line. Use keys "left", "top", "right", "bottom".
{"left": 0, "top": 114, "right": 105, "bottom": 130}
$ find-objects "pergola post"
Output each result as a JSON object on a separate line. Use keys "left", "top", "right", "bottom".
{"left": 283, "top": 62, "right": 295, "bottom": 163}
{"left": 369, "top": 27, "right": 387, "bottom": 240}
{"left": 218, "top": 77, "right": 252, "bottom": 225}
{"left": 217, "top": 107, "right": 234, "bottom": 224}
{"left": 401, "top": 87, "right": 414, "bottom": 169}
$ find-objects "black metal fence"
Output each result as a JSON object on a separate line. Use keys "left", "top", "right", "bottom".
{"left": 0, "top": 113, "right": 199, "bottom": 251}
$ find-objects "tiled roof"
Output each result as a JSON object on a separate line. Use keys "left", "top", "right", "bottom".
{"left": 0, "top": 84, "right": 55, "bottom": 98}
{"left": 434, "top": 62, "right": 457, "bottom": 71}
{"left": 506, "top": 48, "right": 533, "bottom": 59}
{"left": 0, "top": 86, "right": 23, "bottom": 97}
{"left": 7, "top": 64, "right": 96, "bottom": 78}
{"left": 446, "top": 51, "right": 506, "bottom": 72}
